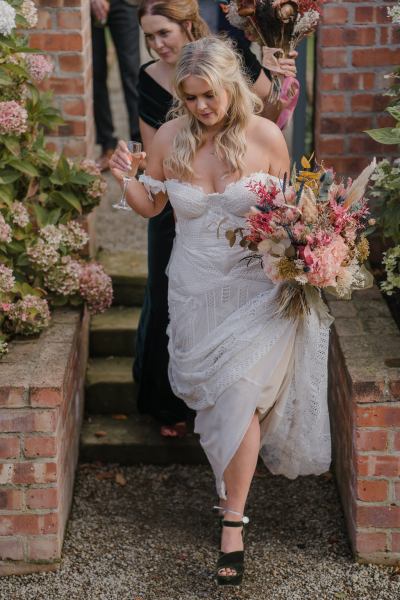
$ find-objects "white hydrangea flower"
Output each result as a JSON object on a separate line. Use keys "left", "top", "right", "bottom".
{"left": 0, "top": 0, "right": 16, "bottom": 36}
{"left": 388, "top": 3, "right": 400, "bottom": 24}
{"left": 21, "top": 0, "right": 38, "bottom": 28}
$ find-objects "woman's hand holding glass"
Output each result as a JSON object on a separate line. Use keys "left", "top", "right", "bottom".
{"left": 110, "top": 140, "right": 146, "bottom": 210}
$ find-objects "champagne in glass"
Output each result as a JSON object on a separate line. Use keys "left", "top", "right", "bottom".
{"left": 112, "top": 140, "right": 142, "bottom": 211}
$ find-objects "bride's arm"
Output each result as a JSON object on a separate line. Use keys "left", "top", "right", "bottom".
{"left": 258, "top": 118, "right": 290, "bottom": 179}
{"left": 109, "top": 129, "right": 169, "bottom": 218}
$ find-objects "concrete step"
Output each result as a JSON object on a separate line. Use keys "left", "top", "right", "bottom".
{"left": 80, "top": 414, "right": 206, "bottom": 464}
{"left": 90, "top": 306, "right": 140, "bottom": 357}
{"left": 98, "top": 250, "right": 147, "bottom": 307}
{"left": 85, "top": 357, "right": 137, "bottom": 414}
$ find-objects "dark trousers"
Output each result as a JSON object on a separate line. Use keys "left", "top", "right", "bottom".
{"left": 91, "top": 0, "right": 140, "bottom": 151}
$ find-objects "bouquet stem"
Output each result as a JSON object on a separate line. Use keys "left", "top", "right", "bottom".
{"left": 275, "top": 283, "right": 310, "bottom": 321}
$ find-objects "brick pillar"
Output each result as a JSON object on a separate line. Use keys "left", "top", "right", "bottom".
{"left": 29, "top": 1, "right": 95, "bottom": 158}
{"left": 315, "top": 0, "right": 399, "bottom": 178}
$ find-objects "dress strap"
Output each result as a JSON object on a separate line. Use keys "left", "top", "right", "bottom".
{"left": 138, "top": 173, "right": 166, "bottom": 201}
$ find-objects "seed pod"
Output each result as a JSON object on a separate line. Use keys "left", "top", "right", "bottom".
{"left": 237, "top": 0, "right": 256, "bottom": 17}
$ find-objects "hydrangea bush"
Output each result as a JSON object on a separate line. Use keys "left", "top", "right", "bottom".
{"left": 0, "top": 0, "right": 112, "bottom": 357}
{"left": 366, "top": 1, "right": 400, "bottom": 297}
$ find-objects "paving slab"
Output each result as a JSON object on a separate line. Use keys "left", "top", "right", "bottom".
{"left": 90, "top": 306, "right": 140, "bottom": 357}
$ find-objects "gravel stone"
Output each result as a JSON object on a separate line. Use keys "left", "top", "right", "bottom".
{"left": 1, "top": 463, "right": 399, "bottom": 599}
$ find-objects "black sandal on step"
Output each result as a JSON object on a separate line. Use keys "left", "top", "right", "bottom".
{"left": 215, "top": 509, "right": 249, "bottom": 587}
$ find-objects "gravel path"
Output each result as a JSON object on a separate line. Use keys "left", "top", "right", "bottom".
{"left": 1, "top": 463, "right": 399, "bottom": 600}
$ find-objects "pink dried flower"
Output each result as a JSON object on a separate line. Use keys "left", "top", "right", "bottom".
{"left": 79, "top": 262, "right": 113, "bottom": 314}
{"left": 307, "top": 235, "right": 348, "bottom": 287}
{"left": 0, "top": 101, "right": 28, "bottom": 135}
{"left": 27, "top": 238, "right": 59, "bottom": 271}
{"left": 79, "top": 159, "right": 108, "bottom": 198}
{"left": 45, "top": 256, "right": 82, "bottom": 296}
{"left": 0, "top": 213, "right": 11, "bottom": 243}
{"left": 3, "top": 295, "right": 50, "bottom": 336}
{"left": 25, "top": 54, "right": 53, "bottom": 82}
{"left": 11, "top": 201, "right": 30, "bottom": 228}
{"left": 59, "top": 221, "right": 89, "bottom": 252}
{"left": 0, "top": 264, "right": 15, "bottom": 294}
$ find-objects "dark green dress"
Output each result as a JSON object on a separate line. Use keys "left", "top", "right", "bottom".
{"left": 135, "top": 49, "right": 271, "bottom": 425}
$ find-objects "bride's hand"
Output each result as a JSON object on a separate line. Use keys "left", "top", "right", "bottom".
{"left": 277, "top": 50, "right": 298, "bottom": 78}
{"left": 109, "top": 140, "right": 146, "bottom": 182}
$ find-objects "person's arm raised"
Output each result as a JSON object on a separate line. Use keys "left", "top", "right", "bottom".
{"left": 109, "top": 126, "right": 169, "bottom": 218}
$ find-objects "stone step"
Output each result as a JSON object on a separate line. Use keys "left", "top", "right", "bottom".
{"left": 80, "top": 414, "right": 206, "bottom": 464}
{"left": 85, "top": 357, "right": 137, "bottom": 414}
{"left": 90, "top": 306, "right": 140, "bottom": 357}
{"left": 98, "top": 250, "right": 147, "bottom": 307}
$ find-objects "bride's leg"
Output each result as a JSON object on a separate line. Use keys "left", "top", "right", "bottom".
{"left": 218, "top": 412, "right": 260, "bottom": 576}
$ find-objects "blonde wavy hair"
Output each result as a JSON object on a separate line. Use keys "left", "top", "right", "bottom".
{"left": 138, "top": 0, "right": 209, "bottom": 54}
{"left": 165, "top": 36, "right": 263, "bottom": 180}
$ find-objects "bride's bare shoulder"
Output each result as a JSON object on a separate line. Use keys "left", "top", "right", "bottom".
{"left": 153, "top": 116, "right": 186, "bottom": 145}
{"left": 249, "top": 115, "right": 285, "bottom": 145}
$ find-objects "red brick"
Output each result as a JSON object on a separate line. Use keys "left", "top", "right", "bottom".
{"left": 321, "top": 48, "right": 348, "bottom": 68}
{"left": 36, "top": 8, "right": 52, "bottom": 29}
{"left": 393, "top": 432, "right": 400, "bottom": 451}
{"left": 12, "top": 515, "right": 41, "bottom": 535}
{"left": 24, "top": 435, "right": 56, "bottom": 458}
{"left": 26, "top": 488, "right": 58, "bottom": 510}
{"left": 356, "top": 430, "right": 388, "bottom": 452}
{"left": 0, "top": 387, "right": 28, "bottom": 407}
{"left": 0, "top": 489, "right": 24, "bottom": 511}
{"left": 0, "top": 409, "right": 56, "bottom": 433}
{"left": 353, "top": 48, "right": 400, "bottom": 68}
{"left": 29, "top": 33, "right": 83, "bottom": 52}
{"left": 356, "top": 455, "right": 369, "bottom": 477}
{"left": 320, "top": 27, "right": 376, "bottom": 47}
{"left": 356, "top": 406, "right": 400, "bottom": 428}
{"left": 56, "top": 121, "right": 86, "bottom": 137}
{"left": 57, "top": 11, "right": 82, "bottom": 29}
{"left": 0, "top": 464, "right": 14, "bottom": 485}
{"left": 0, "top": 436, "right": 20, "bottom": 459}
{"left": 377, "top": 114, "right": 397, "bottom": 128}
{"left": 40, "top": 512, "right": 58, "bottom": 534}
{"left": 0, "top": 538, "right": 24, "bottom": 561}
{"left": 318, "top": 137, "right": 345, "bottom": 155}
{"left": 357, "top": 479, "right": 389, "bottom": 503}
{"left": 27, "top": 536, "right": 60, "bottom": 561}
{"left": 372, "top": 456, "right": 400, "bottom": 477}
{"left": 58, "top": 54, "right": 84, "bottom": 72}
{"left": 327, "top": 156, "right": 370, "bottom": 178}
{"left": 43, "top": 76, "right": 84, "bottom": 95}
{"left": 12, "top": 462, "right": 57, "bottom": 485}
{"left": 357, "top": 505, "right": 400, "bottom": 528}
{"left": 30, "top": 388, "right": 62, "bottom": 408}
{"left": 63, "top": 139, "right": 88, "bottom": 157}
{"left": 349, "top": 135, "right": 394, "bottom": 154}
{"left": 62, "top": 98, "right": 85, "bottom": 116}
{"left": 321, "top": 94, "right": 345, "bottom": 113}
{"left": 319, "top": 115, "right": 371, "bottom": 135}
{"left": 393, "top": 533, "right": 400, "bottom": 553}
{"left": 351, "top": 94, "right": 389, "bottom": 112}
{"left": 323, "top": 6, "right": 348, "bottom": 24}
{"left": 355, "top": 532, "right": 388, "bottom": 554}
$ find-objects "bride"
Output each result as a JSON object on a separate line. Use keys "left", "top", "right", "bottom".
{"left": 110, "top": 36, "right": 331, "bottom": 587}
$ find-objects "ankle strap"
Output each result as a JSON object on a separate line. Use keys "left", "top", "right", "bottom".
{"left": 212, "top": 506, "right": 249, "bottom": 524}
{"left": 222, "top": 519, "right": 248, "bottom": 527}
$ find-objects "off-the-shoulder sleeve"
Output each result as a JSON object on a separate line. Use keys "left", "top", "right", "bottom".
{"left": 138, "top": 173, "right": 166, "bottom": 201}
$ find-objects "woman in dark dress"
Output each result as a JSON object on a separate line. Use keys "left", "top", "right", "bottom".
{"left": 134, "top": 0, "right": 297, "bottom": 437}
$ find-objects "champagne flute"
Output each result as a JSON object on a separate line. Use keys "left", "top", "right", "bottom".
{"left": 112, "top": 140, "right": 142, "bottom": 211}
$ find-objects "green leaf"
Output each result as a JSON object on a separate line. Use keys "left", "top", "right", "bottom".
{"left": 3, "top": 62, "right": 27, "bottom": 78}
{"left": 58, "top": 190, "right": 82, "bottom": 214}
{"left": 33, "top": 204, "right": 50, "bottom": 228}
{"left": 8, "top": 159, "right": 39, "bottom": 177}
{"left": 0, "top": 68, "right": 13, "bottom": 86}
{"left": 0, "top": 185, "right": 13, "bottom": 203}
{"left": 2, "top": 137, "right": 20, "bottom": 157}
{"left": 365, "top": 128, "right": 400, "bottom": 145}
{"left": 386, "top": 105, "right": 400, "bottom": 121}
{"left": 0, "top": 169, "right": 19, "bottom": 184}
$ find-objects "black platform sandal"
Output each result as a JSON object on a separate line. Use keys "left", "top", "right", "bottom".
{"left": 215, "top": 509, "right": 249, "bottom": 587}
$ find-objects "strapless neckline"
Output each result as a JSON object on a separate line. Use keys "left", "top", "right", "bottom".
{"left": 165, "top": 171, "right": 281, "bottom": 197}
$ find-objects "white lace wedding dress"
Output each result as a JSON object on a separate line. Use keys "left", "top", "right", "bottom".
{"left": 140, "top": 172, "right": 332, "bottom": 498}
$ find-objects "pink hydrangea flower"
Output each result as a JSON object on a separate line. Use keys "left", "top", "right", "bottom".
{"left": 25, "top": 54, "right": 53, "bottom": 82}
{"left": 3, "top": 295, "right": 50, "bottom": 336}
{"left": 0, "top": 101, "right": 28, "bottom": 135}
{"left": 79, "top": 262, "right": 113, "bottom": 314}
{"left": 0, "top": 213, "right": 12, "bottom": 243}
{"left": 20, "top": 0, "right": 38, "bottom": 28}
{"left": 11, "top": 201, "right": 30, "bottom": 228}
{"left": 45, "top": 256, "right": 82, "bottom": 296}
{"left": 59, "top": 221, "right": 89, "bottom": 252}
{"left": 27, "top": 238, "right": 59, "bottom": 271}
{"left": 307, "top": 235, "right": 348, "bottom": 287}
{"left": 0, "top": 264, "right": 15, "bottom": 294}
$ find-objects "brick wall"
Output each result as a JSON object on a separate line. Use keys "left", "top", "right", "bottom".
{"left": 30, "top": 0, "right": 95, "bottom": 158}
{"left": 0, "top": 309, "right": 89, "bottom": 574}
{"left": 315, "top": 0, "right": 399, "bottom": 178}
{"left": 327, "top": 287, "right": 400, "bottom": 563}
